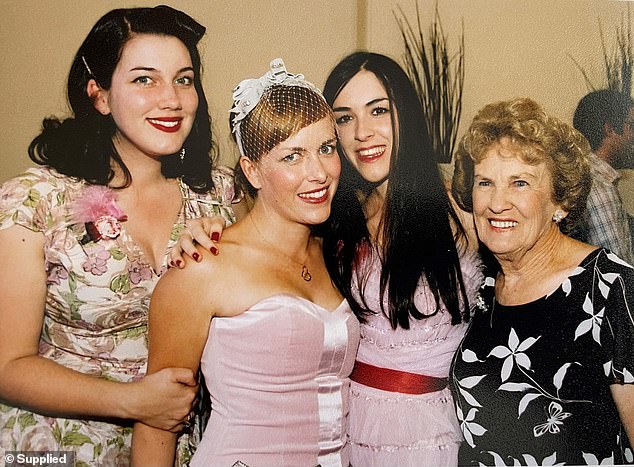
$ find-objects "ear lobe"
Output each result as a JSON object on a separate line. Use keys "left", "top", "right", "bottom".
{"left": 86, "top": 79, "right": 110, "bottom": 115}
{"left": 239, "top": 156, "right": 262, "bottom": 190}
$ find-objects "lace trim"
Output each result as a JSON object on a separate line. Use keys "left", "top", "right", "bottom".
{"left": 350, "top": 388, "right": 452, "bottom": 406}
{"left": 360, "top": 334, "right": 449, "bottom": 350}
{"left": 347, "top": 437, "right": 459, "bottom": 453}
{"left": 362, "top": 319, "right": 450, "bottom": 335}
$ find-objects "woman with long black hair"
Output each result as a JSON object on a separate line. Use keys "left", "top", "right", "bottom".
{"left": 321, "top": 51, "right": 482, "bottom": 466}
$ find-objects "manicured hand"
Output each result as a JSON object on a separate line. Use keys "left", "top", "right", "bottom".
{"left": 170, "top": 216, "right": 224, "bottom": 268}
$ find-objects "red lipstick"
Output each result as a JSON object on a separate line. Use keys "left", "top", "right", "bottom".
{"left": 147, "top": 117, "right": 182, "bottom": 133}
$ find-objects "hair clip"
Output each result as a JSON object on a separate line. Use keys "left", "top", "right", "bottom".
{"left": 81, "top": 56, "right": 94, "bottom": 77}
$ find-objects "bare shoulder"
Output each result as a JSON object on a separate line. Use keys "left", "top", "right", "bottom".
{"left": 151, "top": 249, "right": 224, "bottom": 324}
{"left": 158, "top": 235, "right": 255, "bottom": 319}
{"left": 147, "top": 247, "right": 232, "bottom": 369}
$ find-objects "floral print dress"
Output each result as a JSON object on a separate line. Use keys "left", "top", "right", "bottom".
{"left": 0, "top": 166, "right": 238, "bottom": 467}
{"left": 451, "top": 248, "right": 634, "bottom": 466}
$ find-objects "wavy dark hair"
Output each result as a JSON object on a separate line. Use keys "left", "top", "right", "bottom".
{"left": 28, "top": 5, "right": 214, "bottom": 192}
{"left": 322, "top": 51, "right": 469, "bottom": 329}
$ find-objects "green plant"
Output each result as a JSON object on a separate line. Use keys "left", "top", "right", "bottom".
{"left": 395, "top": 2, "right": 465, "bottom": 163}
{"left": 569, "top": 5, "right": 632, "bottom": 96}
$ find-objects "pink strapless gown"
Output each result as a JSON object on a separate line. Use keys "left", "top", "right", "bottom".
{"left": 190, "top": 294, "right": 360, "bottom": 467}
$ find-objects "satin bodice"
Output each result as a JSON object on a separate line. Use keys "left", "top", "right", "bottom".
{"left": 191, "top": 294, "right": 360, "bottom": 467}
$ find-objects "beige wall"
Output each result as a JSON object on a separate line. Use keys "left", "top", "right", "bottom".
{"left": 0, "top": 0, "right": 629, "bottom": 183}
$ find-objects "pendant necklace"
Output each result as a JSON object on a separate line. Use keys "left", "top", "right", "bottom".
{"left": 249, "top": 214, "right": 312, "bottom": 282}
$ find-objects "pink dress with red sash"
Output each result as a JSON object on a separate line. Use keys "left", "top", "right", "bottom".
{"left": 348, "top": 245, "right": 483, "bottom": 467}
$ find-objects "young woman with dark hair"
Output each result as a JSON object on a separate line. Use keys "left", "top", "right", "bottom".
{"left": 0, "top": 6, "right": 239, "bottom": 465}
{"left": 321, "top": 51, "right": 483, "bottom": 466}
{"left": 30, "top": 6, "right": 215, "bottom": 192}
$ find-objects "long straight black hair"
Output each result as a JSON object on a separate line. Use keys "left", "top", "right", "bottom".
{"left": 322, "top": 51, "right": 469, "bottom": 329}
{"left": 28, "top": 6, "right": 214, "bottom": 192}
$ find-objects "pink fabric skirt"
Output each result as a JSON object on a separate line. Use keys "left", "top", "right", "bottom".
{"left": 348, "top": 381, "right": 462, "bottom": 467}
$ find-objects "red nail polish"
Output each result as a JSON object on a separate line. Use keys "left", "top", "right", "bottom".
{"left": 192, "top": 252, "right": 200, "bottom": 261}
{"left": 169, "top": 260, "right": 175, "bottom": 268}
{"left": 211, "top": 246, "right": 219, "bottom": 256}
{"left": 211, "top": 232, "right": 220, "bottom": 242}
{"left": 176, "top": 259, "right": 183, "bottom": 267}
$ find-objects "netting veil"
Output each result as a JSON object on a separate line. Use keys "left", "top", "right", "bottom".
{"left": 229, "top": 58, "right": 332, "bottom": 160}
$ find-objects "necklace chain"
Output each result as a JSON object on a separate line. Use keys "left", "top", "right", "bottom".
{"left": 249, "top": 214, "right": 312, "bottom": 282}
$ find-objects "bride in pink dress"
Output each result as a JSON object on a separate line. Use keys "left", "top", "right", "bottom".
{"left": 131, "top": 59, "right": 359, "bottom": 467}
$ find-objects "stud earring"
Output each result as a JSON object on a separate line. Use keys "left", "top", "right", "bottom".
{"left": 552, "top": 211, "right": 564, "bottom": 224}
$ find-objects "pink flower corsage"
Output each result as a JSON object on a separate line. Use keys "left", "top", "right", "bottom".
{"left": 71, "top": 185, "right": 127, "bottom": 243}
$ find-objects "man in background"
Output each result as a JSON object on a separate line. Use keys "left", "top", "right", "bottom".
{"left": 573, "top": 89, "right": 634, "bottom": 264}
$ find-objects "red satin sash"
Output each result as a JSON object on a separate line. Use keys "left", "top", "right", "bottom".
{"left": 350, "top": 360, "right": 448, "bottom": 395}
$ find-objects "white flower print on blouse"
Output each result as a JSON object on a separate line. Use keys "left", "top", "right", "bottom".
{"left": 456, "top": 405, "right": 487, "bottom": 448}
{"left": 483, "top": 450, "right": 564, "bottom": 466}
{"left": 451, "top": 248, "right": 634, "bottom": 466}
{"left": 582, "top": 451, "right": 615, "bottom": 466}
{"left": 489, "top": 328, "right": 539, "bottom": 382}
{"left": 574, "top": 293, "right": 605, "bottom": 344}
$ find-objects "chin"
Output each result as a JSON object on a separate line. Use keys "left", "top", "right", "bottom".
{"left": 153, "top": 140, "right": 187, "bottom": 156}
{"left": 357, "top": 173, "right": 385, "bottom": 184}
{"left": 304, "top": 211, "right": 331, "bottom": 226}
{"left": 481, "top": 241, "right": 512, "bottom": 255}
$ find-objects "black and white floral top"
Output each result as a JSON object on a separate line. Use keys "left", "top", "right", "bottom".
{"left": 451, "top": 248, "right": 634, "bottom": 466}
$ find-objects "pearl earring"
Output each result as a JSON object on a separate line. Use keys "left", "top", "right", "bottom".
{"left": 552, "top": 211, "right": 564, "bottom": 224}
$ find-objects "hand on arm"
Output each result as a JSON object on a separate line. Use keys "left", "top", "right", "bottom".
{"left": 0, "top": 225, "right": 195, "bottom": 431}
{"left": 126, "top": 367, "right": 197, "bottom": 431}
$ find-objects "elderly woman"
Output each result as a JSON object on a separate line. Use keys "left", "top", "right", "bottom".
{"left": 450, "top": 98, "right": 634, "bottom": 466}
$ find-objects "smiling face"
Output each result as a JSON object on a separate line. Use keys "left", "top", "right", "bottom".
{"left": 242, "top": 117, "right": 340, "bottom": 226}
{"left": 332, "top": 70, "right": 394, "bottom": 185}
{"left": 472, "top": 138, "right": 565, "bottom": 262}
{"left": 95, "top": 33, "right": 198, "bottom": 160}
